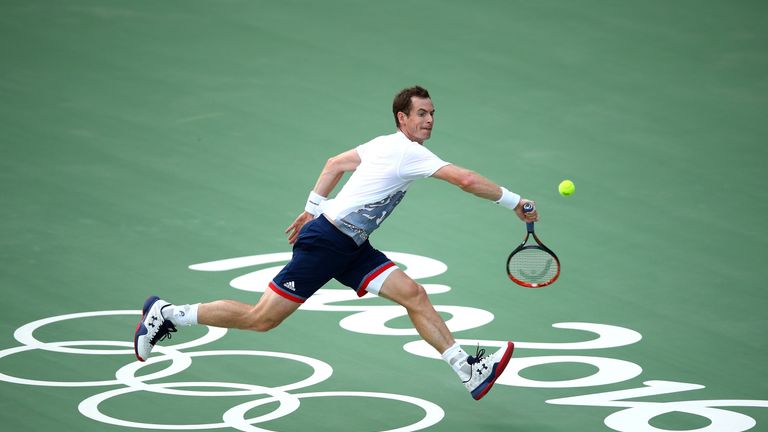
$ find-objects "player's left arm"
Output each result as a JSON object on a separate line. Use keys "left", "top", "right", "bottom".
{"left": 431, "top": 164, "right": 537, "bottom": 222}
{"left": 285, "top": 148, "right": 362, "bottom": 244}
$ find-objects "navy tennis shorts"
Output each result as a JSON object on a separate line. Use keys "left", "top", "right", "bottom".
{"left": 270, "top": 215, "right": 396, "bottom": 303}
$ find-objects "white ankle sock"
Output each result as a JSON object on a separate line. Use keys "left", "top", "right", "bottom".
{"left": 162, "top": 303, "right": 199, "bottom": 326}
{"left": 441, "top": 343, "right": 471, "bottom": 381}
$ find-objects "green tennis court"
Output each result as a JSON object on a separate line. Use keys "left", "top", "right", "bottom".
{"left": 2, "top": 1, "right": 767, "bottom": 430}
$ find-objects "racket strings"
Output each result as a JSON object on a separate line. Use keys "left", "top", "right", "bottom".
{"left": 508, "top": 248, "right": 558, "bottom": 284}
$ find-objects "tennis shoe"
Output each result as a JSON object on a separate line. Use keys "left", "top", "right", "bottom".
{"left": 134, "top": 295, "right": 176, "bottom": 362}
{"left": 463, "top": 341, "right": 514, "bottom": 400}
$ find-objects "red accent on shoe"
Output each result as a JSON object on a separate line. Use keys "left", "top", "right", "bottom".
{"left": 134, "top": 313, "right": 147, "bottom": 362}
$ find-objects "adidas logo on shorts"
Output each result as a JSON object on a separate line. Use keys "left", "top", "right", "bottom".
{"left": 283, "top": 281, "right": 296, "bottom": 291}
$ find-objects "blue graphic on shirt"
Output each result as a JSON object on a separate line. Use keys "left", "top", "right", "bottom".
{"left": 336, "top": 190, "right": 407, "bottom": 245}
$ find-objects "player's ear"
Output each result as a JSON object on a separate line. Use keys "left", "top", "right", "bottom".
{"left": 397, "top": 111, "right": 407, "bottom": 127}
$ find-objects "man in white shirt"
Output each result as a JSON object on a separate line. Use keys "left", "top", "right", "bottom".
{"left": 135, "top": 86, "right": 539, "bottom": 400}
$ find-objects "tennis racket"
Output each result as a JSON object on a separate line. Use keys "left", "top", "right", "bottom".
{"left": 507, "top": 202, "right": 560, "bottom": 288}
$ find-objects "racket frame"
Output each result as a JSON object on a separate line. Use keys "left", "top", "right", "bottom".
{"left": 506, "top": 207, "right": 561, "bottom": 288}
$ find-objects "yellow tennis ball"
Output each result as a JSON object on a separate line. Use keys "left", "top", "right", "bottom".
{"left": 559, "top": 179, "right": 575, "bottom": 196}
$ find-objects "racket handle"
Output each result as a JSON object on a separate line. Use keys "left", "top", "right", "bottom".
{"left": 522, "top": 202, "right": 535, "bottom": 233}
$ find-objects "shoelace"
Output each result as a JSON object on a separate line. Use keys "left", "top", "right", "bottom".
{"left": 462, "top": 345, "right": 487, "bottom": 383}
{"left": 150, "top": 321, "right": 177, "bottom": 345}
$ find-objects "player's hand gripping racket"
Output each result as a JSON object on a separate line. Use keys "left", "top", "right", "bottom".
{"left": 507, "top": 202, "right": 560, "bottom": 288}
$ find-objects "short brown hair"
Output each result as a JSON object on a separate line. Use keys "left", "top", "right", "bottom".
{"left": 392, "top": 86, "right": 431, "bottom": 128}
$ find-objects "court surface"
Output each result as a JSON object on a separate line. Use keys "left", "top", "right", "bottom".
{"left": 2, "top": 1, "right": 767, "bottom": 431}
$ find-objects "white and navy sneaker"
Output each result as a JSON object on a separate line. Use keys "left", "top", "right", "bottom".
{"left": 133, "top": 296, "right": 176, "bottom": 362}
{"left": 463, "top": 341, "right": 514, "bottom": 400}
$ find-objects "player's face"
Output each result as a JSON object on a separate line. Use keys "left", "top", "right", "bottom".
{"left": 399, "top": 97, "right": 434, "bottom": 144}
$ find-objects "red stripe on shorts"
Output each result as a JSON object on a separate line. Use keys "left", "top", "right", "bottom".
{"left": 357, "top": 261, "right": 396, "bottom": 297}
{"left": 269, "top": 281, "right": 305, "bottom": 304}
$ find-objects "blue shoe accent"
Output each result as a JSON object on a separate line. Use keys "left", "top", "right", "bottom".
{"left": 471, "top": 362, "right": 500, "bottom": 399}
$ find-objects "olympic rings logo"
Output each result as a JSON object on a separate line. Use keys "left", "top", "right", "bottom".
{"left": 3, "top": 251, "right": 767, "bottom": 431}
{"left": 0, "top": 310, "right": 444, "bottom": 431}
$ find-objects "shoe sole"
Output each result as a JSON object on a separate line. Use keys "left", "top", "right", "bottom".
{"left": 133, "top": 295, "right": 160, "bottom": 362}
{"left": 472, "top": 341, "right": 514, "bottom": 401}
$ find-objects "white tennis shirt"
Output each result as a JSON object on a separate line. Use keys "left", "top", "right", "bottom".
{"left": 320, "top": 131, "right": 451, "bottom": 245}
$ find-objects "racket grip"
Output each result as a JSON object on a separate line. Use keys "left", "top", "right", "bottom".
{"left": 523, "top": 202, "right": 535, "bottom": 232}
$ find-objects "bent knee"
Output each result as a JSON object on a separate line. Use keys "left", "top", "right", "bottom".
{"left": 252, "top": 320, "right": 281, "bottom": 332}
{"left": 246, "top": 319, "right": 281, "bottom": 332}
{"left": 399, "top": 282, "right": 431, "bottom": 309}
{"left": 242, "top": 310, "right": 283, "bottom": 332}
{"left": 380, "top": 271, "right": 432, "bottom": 309}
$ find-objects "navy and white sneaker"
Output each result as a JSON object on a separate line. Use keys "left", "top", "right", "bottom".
{"left": 463, "top": 341, "right": 514, "bottom": 400}
{"left": 133, "top": 296, "right": 176, "bottom": 362}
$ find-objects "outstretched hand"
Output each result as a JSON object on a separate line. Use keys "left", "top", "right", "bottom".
{"left": 285, "top": 211, "right": 315, "bottom": 244}
{"left": 514, "top": 199, "right": 539, "bottom": 223}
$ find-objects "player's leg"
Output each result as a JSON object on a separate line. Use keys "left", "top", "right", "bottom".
{"left": 196, "top": 288, "right": 301, "bottom": 331}
{"left": 376, "top": 268, "right": 514, "bottom": 400}
{"left": 377, "top": 269, "right": 455, "bottom": 353}
{"left": 134, "top": 217, "right": 338, "bottom": 362}
{"left": 135, "top": 268, "right": 321, "bottom": 362}
{"left": 134, "top": 290, "right": 301, "bottom": 362}
{"left": 338, "top": 247, "right": 459, "bottom": 356}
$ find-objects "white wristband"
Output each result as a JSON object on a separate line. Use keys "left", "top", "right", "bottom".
{"left": 495, "top": 187, "right": 521, "bottom": 210}
{"left": 304, "top": 191, "right": 327, "bottom": 216}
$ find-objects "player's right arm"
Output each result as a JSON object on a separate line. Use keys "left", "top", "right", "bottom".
{"left": 285, "top": 149, "right": 362, "bottom": 244}
{"left": 311, "top": 148, "right": 361, "bottom": 197}
{"left": 431, "top": 164, "right": 537, "bottom": 223}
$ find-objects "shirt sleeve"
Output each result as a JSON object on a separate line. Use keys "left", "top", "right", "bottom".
{"left": 398, "top": 143, "right": 451, "bottom": 180}
{"left": 355, "top": 140, "right": 372, "bottom": 159}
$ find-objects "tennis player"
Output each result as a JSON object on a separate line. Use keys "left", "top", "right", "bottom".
{"left": 134, "top": 86, "right": 538, "bottom": 400}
